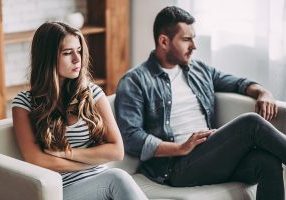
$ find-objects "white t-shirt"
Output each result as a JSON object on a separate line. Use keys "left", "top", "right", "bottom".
{"left": 162, "top": 66, "right": 208, "bottom": 143}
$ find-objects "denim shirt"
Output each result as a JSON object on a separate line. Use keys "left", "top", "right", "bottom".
{"left": 115, "top": 51, "right": 255, "bottom": 183}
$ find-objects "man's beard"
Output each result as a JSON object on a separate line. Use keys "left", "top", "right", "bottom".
{"left": 166, "top": 50, "right": 189, "bottom": 66}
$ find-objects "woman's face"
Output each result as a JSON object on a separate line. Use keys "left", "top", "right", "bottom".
{"left": 57, "top": 34, "right": 82, "bottom": 83}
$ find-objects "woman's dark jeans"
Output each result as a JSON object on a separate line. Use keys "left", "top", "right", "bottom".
{"left": 169, "top": 112, "right": 285, "bottom": 200}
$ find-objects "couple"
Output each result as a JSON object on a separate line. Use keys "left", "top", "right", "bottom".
{"left": 13, "top": 6, "right": 286, "bottom": 200}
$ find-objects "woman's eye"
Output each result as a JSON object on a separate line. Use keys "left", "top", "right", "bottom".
{"left": 63, "top": 52, "right": 72, "bottom": 55}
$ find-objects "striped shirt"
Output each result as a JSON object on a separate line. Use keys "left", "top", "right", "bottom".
{"left": 12, "top": 83, "right": 108, "bottom": 187}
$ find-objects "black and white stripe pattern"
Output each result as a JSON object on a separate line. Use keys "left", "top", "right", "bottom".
{"left": 12, "top": 91, "right": 32, "bottom": 111}
{"left": 11, "top": 83, "right": 108, "bottom": 187}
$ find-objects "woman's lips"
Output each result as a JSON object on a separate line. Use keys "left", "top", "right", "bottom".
{"left": 72, "top": 67, "right": 81, "bottom": 72}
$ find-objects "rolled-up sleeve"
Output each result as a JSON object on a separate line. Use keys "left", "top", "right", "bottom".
{"left": 140, "top": 134, "right": 162, "bottom": 161}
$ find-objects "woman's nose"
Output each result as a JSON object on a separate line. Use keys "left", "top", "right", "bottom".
{"left": 72, "top": 52, "right": 80, "bottom": 63}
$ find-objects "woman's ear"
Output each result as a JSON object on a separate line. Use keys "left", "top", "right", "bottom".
{"left": 158, "top": 34, "right": 170, "bottom": 50}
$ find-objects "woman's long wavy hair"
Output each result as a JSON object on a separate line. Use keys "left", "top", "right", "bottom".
{"left": 29, "top": 22, "right": 105, "bottom": 151}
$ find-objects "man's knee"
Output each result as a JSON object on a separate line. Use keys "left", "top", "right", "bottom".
{"left": 238, "top": 112, "right": 264, "bottom": 124}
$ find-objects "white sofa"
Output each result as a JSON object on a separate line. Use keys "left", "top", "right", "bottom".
{"left": 0, "top": 93, "right": 286, "bottom": 200}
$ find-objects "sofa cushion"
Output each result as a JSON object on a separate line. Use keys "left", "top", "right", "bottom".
{"left": 133, "top": 173, "right": 256, "bottom": 200}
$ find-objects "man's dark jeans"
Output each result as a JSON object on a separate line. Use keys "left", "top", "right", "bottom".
{"left": 169, "top": 112, "right": 285, "bottom": 200}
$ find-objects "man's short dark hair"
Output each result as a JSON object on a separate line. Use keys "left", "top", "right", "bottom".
{"left": 153, "top": 6, "right": 195, "bottom": 46}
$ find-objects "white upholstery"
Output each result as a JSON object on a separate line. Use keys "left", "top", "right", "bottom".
{"left": 0, "top": 93, "right": 286, "bottom": 200}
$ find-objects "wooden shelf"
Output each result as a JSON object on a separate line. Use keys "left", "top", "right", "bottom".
{"left": 4, "top": 30, "right": 35, "bottom": 44}
{"left": 6, "top": 84, "right": 29, "bottom": 101}
{"left": 4, "top": 25, "right": 105, "bottom": 44}
{"left": 81, "top": 26, "right": 105, "bottom": 35}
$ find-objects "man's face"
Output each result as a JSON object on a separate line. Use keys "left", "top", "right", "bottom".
{"left": 166, "top": 23, "right": 196, "bottom": 66}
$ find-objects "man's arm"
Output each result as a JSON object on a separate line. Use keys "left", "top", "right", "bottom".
{"left": 208, "top": 64, "right": 278, "bottom": 121}
{"left": 115, "top": 74, "right": 161, "bottom": 161}
{"left": 246, "top": 83, "right": 278, "bottom": 121}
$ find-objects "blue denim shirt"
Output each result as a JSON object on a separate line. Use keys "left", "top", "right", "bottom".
{"left": 115, "top": 51, "right": 255, "bottom": 183}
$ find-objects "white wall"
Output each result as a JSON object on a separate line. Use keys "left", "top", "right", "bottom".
{"left": 131, "top": 0, "right": 177, "bottom": 66}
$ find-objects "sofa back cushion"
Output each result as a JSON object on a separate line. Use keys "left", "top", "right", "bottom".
{"left": 0, "top": 118, "right": 22, "bottom": 159}
{"left": 106, "top": 94, "right": 140, "bottom": 174}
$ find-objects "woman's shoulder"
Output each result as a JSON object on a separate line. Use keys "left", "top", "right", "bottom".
{"left": 11, "top": 91, "right": 32, "bottom": 111}
{"left": 88, "top": 82, "right": 105, "bottom": 102}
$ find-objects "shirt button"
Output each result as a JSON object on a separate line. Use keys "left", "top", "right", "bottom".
{"left": 166, "top": 83, "right": 170, "bottom": 87}
{"left": 166, "top": 121, "right": 170, "bottom": 125}
{"left": 170, "top": 137, "right": 174, "bottom": 142}
{"left": 164, "top": 174, "right": 168, "bottom": 177}
{"left": 167, "top": 101, "right": 171, "bottom": 104}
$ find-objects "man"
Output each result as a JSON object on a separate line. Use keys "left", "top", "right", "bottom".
{"left": 115, "top": 6, "right": 286, "bottom": 199}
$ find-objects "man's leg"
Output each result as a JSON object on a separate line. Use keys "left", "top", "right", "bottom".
{"left": 230, "top": 149, "right": 284, "bottom": 200}
{"left": 169, "top": 112, "right": 286, "bottom": 188}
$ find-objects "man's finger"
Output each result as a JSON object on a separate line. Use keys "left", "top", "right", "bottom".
{"left": 265, "top": 103, "right": 272, "bottom": 121}
{"left": 259, "top": 103, "right": 267, "bottom": 119}
{"left": 274, "top": 104, "right": 278, "bottom": 118}
{"left": 194, "top": 137, "right": 207, "bottom": 146}
{"left": 267, "top": 104, "right": 274, "bottom": 121}
{"left": 255, "top": 102, "right": 260, "bottom": 114}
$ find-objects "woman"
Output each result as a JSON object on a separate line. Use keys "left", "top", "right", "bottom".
{"left": 12, "top": 22, "right": 148, "bottom": 200}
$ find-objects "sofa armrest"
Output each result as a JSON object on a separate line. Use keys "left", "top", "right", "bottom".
{"left": 0, "top": 118, "right": 22, "bottom": 159}
{"left": 214, "top": 92, "right": 286, "bottom": 133}
{"left": 0, "top": 154, "right": 62, "bottom": 200}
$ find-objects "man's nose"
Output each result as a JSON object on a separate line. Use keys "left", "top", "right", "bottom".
{"left": 191, "top": 41, "right": 196, "bottom": 50}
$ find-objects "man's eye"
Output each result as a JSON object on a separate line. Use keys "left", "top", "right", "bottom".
{"left": 63, "top": 52, "right": 72, "bottom": 55}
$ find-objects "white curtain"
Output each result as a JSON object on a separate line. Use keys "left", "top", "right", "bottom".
{"left": 177, "top": 0, "right": 286, "bottom": 100}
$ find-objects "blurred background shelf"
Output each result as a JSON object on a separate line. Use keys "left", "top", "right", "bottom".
{"left": 4, "top": 26, "right": 106, "bottom": 44}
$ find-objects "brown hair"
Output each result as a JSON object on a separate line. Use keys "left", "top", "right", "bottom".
{"left": 29, "top": 22, "right": 105, "bottom": 151}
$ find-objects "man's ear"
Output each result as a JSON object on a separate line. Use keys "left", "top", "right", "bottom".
{"left": 158, "top": 34, "right": 170, "bottom": 50}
